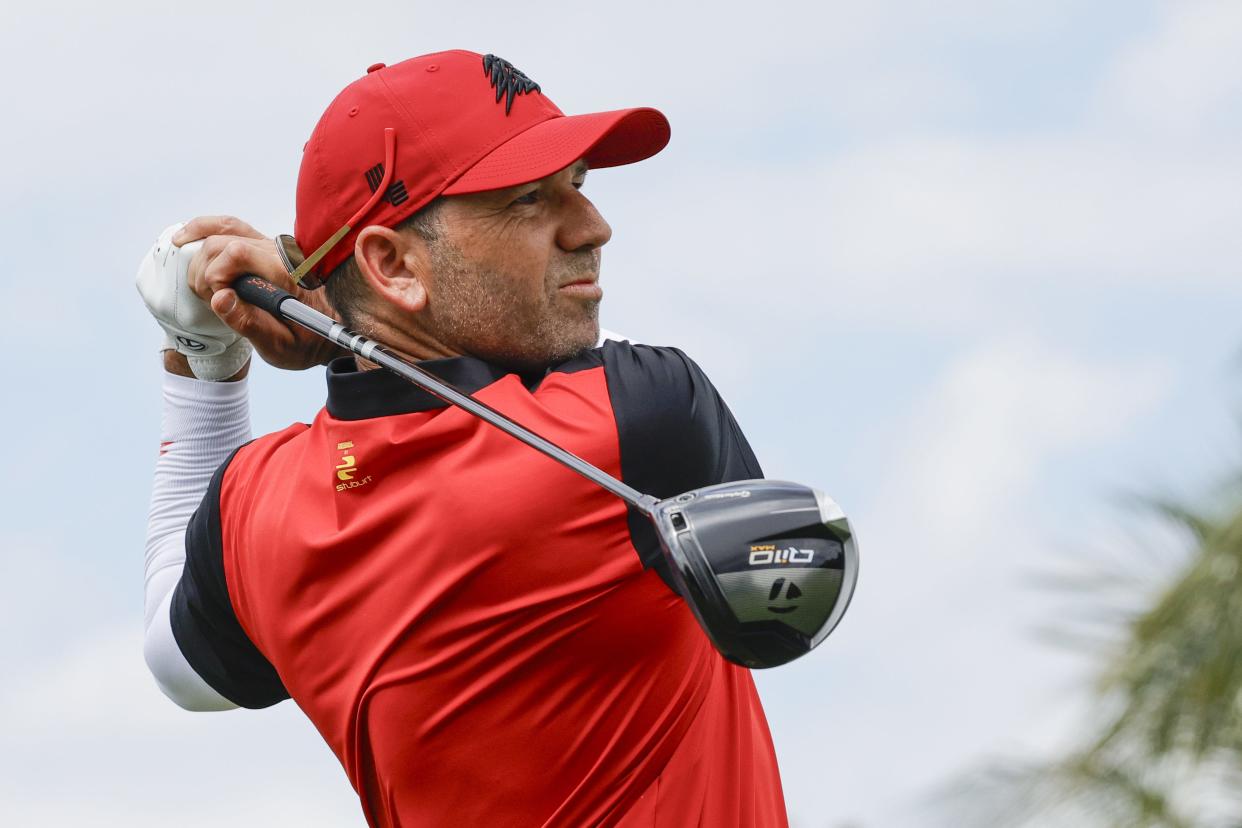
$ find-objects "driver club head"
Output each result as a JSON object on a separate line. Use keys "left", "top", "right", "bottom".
{"left": 650, "top": 480, "right": 858, "bottom": 669}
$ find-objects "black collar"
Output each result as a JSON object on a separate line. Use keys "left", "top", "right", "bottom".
{"left": 325, "top": 355, "right": 553, "bottom": 420}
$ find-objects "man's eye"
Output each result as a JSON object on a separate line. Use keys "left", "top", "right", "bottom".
{"left": 511, "top": 191, "right": 540, "bottom": 206}
{"left": 572, "top": 179, "right": 586, "bottom": 190}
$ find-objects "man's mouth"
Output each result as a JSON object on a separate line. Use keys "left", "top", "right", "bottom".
{"left": 558, "top": 277, "right": 602, "bottom": 300}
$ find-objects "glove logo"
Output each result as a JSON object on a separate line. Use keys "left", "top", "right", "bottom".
{"left": 176, "top": 335, "right": 207, "bottom": 352}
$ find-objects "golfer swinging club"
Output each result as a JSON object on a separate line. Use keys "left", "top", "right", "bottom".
{"left": 139, "top": 50, "right": 809, "bottom": 826}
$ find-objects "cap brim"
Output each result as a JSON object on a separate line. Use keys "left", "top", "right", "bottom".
{"left": 442, "top": 107, "right": 670, "bottom": 195}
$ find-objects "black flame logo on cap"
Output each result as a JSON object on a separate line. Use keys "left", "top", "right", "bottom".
{"left": 483, "top": 54, "right": 541, "bottom": 115}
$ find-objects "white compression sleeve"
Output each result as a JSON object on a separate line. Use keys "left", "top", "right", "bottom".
{"left": 143, "top": 370, "right": 251, "bottom": 711}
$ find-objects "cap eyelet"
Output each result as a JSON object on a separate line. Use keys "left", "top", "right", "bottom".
{"left": 426, "top": 64, "right": 439, "bottom": 72}
{"left": 348, "top": 106, "right": 359, "bottom": 117}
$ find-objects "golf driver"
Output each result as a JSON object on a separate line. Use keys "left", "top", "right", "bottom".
{"left": 233, "top": 275, "right": 858, "bottom": 669}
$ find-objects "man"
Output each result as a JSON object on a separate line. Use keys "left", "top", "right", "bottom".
{"left": 140, "top": 50, "right": 787, "bottom": 826}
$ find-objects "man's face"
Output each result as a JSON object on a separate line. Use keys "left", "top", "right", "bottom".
{"left": 420, "top": 160, "right": 612, "bottom": 369}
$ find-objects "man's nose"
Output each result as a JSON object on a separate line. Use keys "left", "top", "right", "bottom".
{"left": 557, "top": 191, "right": 613, "bottom": 253}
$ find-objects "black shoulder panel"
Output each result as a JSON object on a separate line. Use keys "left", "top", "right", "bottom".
{"left": 600, "top": 341, "right": 764, "bottom": 570}
{"left": 170, "top": 446, "right": 290, "bottom": 709}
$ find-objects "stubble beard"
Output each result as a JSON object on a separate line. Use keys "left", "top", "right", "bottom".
{"left": 426, "top": 238, "right": 601, "bottom": 370}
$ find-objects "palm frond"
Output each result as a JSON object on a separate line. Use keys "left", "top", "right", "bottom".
{"left": 938, "top": 750, "right": 1193, "bottom": 828}
{"left": 1101, "top": 503, "right": 1242, "bottom": 758}
{"left": 954, "top": 469, "right": 1242, "bottom": 827}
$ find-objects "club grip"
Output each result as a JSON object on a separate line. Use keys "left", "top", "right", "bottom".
{"left": 234, "top": 274, "right": 293, "bottom": 316}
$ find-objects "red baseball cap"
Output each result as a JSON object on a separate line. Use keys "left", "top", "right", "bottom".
{"left": 292, "top": 50, "right": 671, "bottom": 284}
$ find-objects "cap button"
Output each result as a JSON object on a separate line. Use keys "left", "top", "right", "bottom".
{"left": 366, "top": 62, "right": 386, "bottom": 74}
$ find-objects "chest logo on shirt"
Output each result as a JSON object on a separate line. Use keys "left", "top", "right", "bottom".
{"left": 335, "top": 440, "right": 373, "bottom": 492}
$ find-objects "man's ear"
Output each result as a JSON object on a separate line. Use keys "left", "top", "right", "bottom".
{"left": 355, "top": 224, "right": 430, "bottom": 314}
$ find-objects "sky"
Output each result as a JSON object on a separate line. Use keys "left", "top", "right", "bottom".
{"left": 1, "top": 1, "right": 1239, "bottom": 825}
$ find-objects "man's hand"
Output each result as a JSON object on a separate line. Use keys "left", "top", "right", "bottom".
{"left": 174, "top": 216, "right": 348, "bottom": 371}
{"left": 137, "top": 222, "right": 254, "bottom": 381}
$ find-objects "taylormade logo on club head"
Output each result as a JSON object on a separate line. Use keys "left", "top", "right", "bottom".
{"left": 767, "top": 578, "right": 803, "bottom": 614}
{"left": 702, "top": 490, "right": 751, "bottom": 501}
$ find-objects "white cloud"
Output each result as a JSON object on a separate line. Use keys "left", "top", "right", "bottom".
{"left": 879, "top": 336, "right": 1172, "bottom": 546}
{"left": 1100, "top": 0, "right": 1242, "bottom": 137}
{"left": 599, "top": 128, "right": 1242, "bottom": 342}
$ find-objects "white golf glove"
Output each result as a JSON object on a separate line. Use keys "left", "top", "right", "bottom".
{"left": 136, "top": 222, "right": 253, "bottom": 381}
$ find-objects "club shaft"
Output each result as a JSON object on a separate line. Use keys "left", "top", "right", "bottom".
{"left": 267, "top": 283, "right": 657, "bottom": 515}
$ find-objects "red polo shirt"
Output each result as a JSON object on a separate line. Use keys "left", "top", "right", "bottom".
{"left": 172, "top": 341, "right": 787, "bottom": 826}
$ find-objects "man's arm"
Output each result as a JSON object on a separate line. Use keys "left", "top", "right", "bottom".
{"left": 138, "top": 215, "right": 334, "bottom": 709}
{"left": 143, "top": 353, "right": 249, "bottom": 710}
